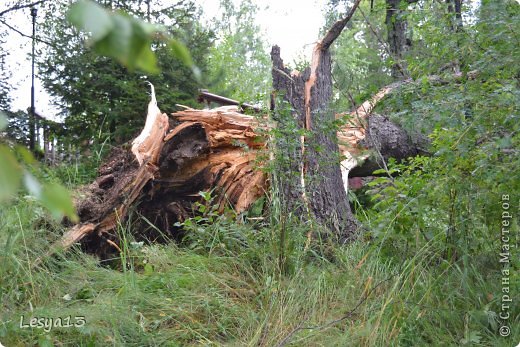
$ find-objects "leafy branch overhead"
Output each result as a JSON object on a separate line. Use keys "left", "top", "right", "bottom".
{"left": 67, "top": 0, "right": 197, "bottom": 76}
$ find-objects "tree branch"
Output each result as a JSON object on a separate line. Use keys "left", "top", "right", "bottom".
{"left": 320, "top": 0, "right": 362, "bottom": 51}
{"left": 0, "top": 0, "right": 50, "bottom": 17}
{"left": 0, "top": 18, "right": 55, "bottom": 47}
{"left": 358, "top": 6, "right": 409, "bottom": 78}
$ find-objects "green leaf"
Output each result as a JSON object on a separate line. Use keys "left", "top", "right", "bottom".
{"left": 198, "top": 191, "right": 211, "bottom": 201}
{"left": 16, "top": 146, "right": 37, "bottom": 166}
{"left": 135, "top": 47, "right": 158, "bottom": 73}
{"left": 66, "top": 1, "right": 194, "bottom": 75}
{"left": 169, "top": 39, "right": 193, "bottom": 67}
{"left": 372, "top": 168, "right": 387, "bottom": 175}
{"left": 67, "top": 0, "right": 113, "bottom": 41}
{"left": 0, "top": 146, "right": 22, "bottom": 201}
{"left": 91, "top": 13, "right": 158, "bottom": 73}
{"left": 40, "top": 183, "right": 78, "bottom": 222}
{"left": 129, "top": 18, "right": 158, "bottom": 73}
{"left": 93, "top": 13, "right": 132, "bottom": 65}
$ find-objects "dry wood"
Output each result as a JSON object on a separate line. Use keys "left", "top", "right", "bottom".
{"left": 48, "top": 105, "right": 267, "bottom": 258}
{"left": 132, "top": 83, "right": 169, "bottom": 166}
{"left": 197, "top": 89, "right": 262, "bottom": 112}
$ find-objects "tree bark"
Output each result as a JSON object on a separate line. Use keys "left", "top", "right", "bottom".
{"left": 385, "top": 0, "right": 418, "bottom": 79}
{"left": 270, "top": 45, "right": 308, "bottom": 218}
{"left": 446, "top": 0, "right": 464, "bottom": 74}
{"left": 271, "top": 0, "right": 362, "bottom": 241}
{"left": 348, "top": 113, "right": 429, "bottom": 177}
{"left": 447, "top": 0, "right": 463, "bottom": 32}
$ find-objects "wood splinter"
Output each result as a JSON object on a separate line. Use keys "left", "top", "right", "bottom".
{"left": 131, "top": 82, "right": 169, "bottom": 166}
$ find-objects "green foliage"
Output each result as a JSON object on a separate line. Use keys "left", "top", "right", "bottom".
{"left": 348, "top": 3, "right": 520, "bottom": 344}
{"left": 68, "top": 0, "right": 115, "bottom": 41}
{"left": 176, "top": 191, "right": 247, "bottom": 255}
{"left": 3, "top": 110, "right": 30, "bottom": 147}
{"left": 325, "top": 0, "right": 393, "bottom": 110}
{"left": 207, "top": 0, "right": 271, "bottom": 104}
{"left": 0, "top": 144, "right": 20, "bottom": 201}
{"left": 38, "top": 183, "right": 78, "bottom": 221}
{"left": 317, "top": 2, "right": 520, "bottom": 343}
{"left": 363, "top": 0, "right": 520, "bottom": 258}
{"left": 67, "top": 0, "right": 198, "bottom": 74}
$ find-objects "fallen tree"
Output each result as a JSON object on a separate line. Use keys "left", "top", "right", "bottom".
{"left": 39, "top": 76, "right": 430, "bottom": 261}
{"left": 38, "top": 0, "right": 439, "bottom": 259}
{"left": 43, "top": 89, "right": 268, "bottom": 259}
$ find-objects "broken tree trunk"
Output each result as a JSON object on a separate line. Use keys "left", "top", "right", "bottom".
{"left": 336, "top": 79, "right": 431, "bottom": 184}
{"left": 46, "top": 77, "right": 430, "bottom": 259}
{"left": 271, "top": 0, "right": 362, "bottom": 241}
{"left": 50, "top": 99, "right": 266, "bottom": 259}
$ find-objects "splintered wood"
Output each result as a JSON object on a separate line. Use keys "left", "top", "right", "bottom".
{"left": 164, "top": 106, "right": 267, "bottom": 214}
{"left": 52, "top": 106, "right": 268, "bottom": 257}
{"left": 132, "top": 82, "right": 169, "bottom": 165}
{"left": 336, "top": 80, "right": 408, "bottom": 174}
{"left": 169, "top": 106, "right": 263, "bottom": 149}
{"left": 51, "top": 86, "right": 421, "bottom": 258}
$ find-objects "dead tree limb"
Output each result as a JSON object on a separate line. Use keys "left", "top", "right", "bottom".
{"left": 197, "top": 89, "right": 262, "bottom": 113}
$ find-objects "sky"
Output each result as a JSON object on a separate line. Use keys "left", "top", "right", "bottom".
{"left": 197, "top": 0, "right": 327, "bottom": 60}
{"left": 4, "top": 0, "right": 328, "bottom": 118}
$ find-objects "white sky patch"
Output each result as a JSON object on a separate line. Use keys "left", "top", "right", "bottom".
{"left": 251, "top": 0, "right": 327, "bottom": 62}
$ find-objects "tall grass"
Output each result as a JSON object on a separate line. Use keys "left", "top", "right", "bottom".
{"left": 1, "top": 194, "right": 517, "bottom": 346}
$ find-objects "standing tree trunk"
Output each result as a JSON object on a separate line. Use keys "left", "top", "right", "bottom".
{"left": 386, "top": 0, "right": 418, "bottom": 79}
{"left": 446, "top": 0, "right": 464, "bottom": 74}
{"left": 447, "top": 0, "right": 463, "bottom": 32}
{"left": 271, "top": 0, "right": 362, "bottom": 241}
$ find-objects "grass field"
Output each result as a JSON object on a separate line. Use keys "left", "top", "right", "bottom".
{"left": 0, "top": 193, "right": 517, "bottom": 346}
